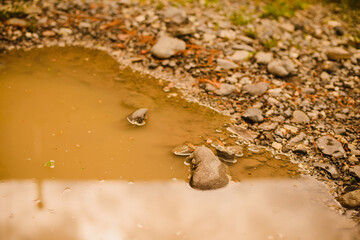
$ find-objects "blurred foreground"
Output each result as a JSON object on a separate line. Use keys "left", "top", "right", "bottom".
{"left": 1, "top": 179, "right": 359, "bottom": 240}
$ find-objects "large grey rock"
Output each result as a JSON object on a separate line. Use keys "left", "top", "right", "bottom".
{"left": 242, "top": 107, "right": 264, "bottom": 123}
{"left": 216, "top": 59, "right": 238, "bottom": 70}
{"left": 292, "top": 110, "right": 310, "bottom": 124}
{"left": 326, "top": 47, "right": 351, "bottom": 60}
{"left": 316, "top": 136, "right": 346, "bottom": 158}
{"left": 189, "top": 147, "right": 229, "bottom": 190}
{"left": 267, "top": 59, "right": 295, "bottom": 77}
{"left": 339, "top": 190, "right": 360, "bottom": 208}
{"left": 151, "top": 35, "right": 186, "bottom": 59}
{"left": 255, "top": 52, "right": 273, "bottom": 64}
{"left": 242, "top": 82, "right": 270, "bottom": 95}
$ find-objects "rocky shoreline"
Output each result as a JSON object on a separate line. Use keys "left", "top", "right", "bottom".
{"left": 1, "top": 0, "right": 360, "bottom": 221}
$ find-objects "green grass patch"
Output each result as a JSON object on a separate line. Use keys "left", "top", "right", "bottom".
{"left": 261, "top": 0, "right": 307, "bottom": 19}
{"left": 230, "top": 11, "right": 250, "bottom": 26}
{"left": 262, "top": 38, "right": 278, "bottom": 49}
{"left": 243, "top": 28, "right": 257, "bottom": 39}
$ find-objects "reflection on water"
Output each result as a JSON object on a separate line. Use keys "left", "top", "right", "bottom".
{"left": 0, "top": 179, "right": 358, "bottom": 240}
{"left": 0, "top": 47, "right": 298, "bottom": 181}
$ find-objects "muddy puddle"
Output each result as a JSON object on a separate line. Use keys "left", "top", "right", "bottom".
{"left": 0, "top": 47, "right": 298, "bottom": 181}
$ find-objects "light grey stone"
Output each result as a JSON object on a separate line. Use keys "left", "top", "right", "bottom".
{"left": 267, "top": 59, "right": 295, "bottom": 77}
{"left": 316, "top": 136, "right": 346, "bottom": 158}
{"left": 242, "top": 108, "right": 264, "bottom": 123}
{"left": 151, "top": 35, "right": 186, "bottom": 59}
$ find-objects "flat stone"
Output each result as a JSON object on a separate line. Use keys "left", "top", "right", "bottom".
{"left": 349, "top": 166, "right": 360, "bottom": 179}
{"left": 267, "top": 97, "right": 280, "bottom": 106}
{"left": 292, "top": 110, "right": 310, "bottom": 124}
{"left": 216, "top": 59, "right": 238, "bottom": 70}
{"left": 316, "top": 136, "right": 346, "bottom": 158}
{"left": 283, "top": 125, "right": 299, "bottom": 134}
{"left": 242, "top": 82, "right": 270, "bottom": 95}
{"left": 267, "top": 59, "right": 295, "bottom": 77}
{"left": 229, "top": 50, "right": 250, "bottom": 61}
{"left": 339, "top": 190, "right": 360, "bottom": 208}
{"left": 255, "top": 52, "right": 273, "bottom": 64}
{"left": 258, "top": 122, "right": 278, "bottom": 131}
{"left": 313, "top": 163, "right": 339, "bottom": 179}
{"left": 172, "top": 143, "right": 194, "bottom": 156}
{"left": 326, "top": 47, "right": 351, "bottom": 60}
{"left": 242, "top": 108, "right": 263, "bottom": 123}
{"left": 232, "top": 44, "right": 255, "bottom": 52}
{"left": 348, "top": 144, "right": 360, "bottom": 156}
{"left": 288, "top": 132, "right": 306, "bottom": 145}
{"left": 189, "top": 147, "right": 229, "bottom": 190}
{"left": 5, "top": 18, "right": 27, "bottom": 27}
{"left": 214, "top": 84, "right": 235, "bottom": 96}
{"left": 151, "top": 35, "right": 186, "bottom": 59}
{"left": 226, "top": 124, "right": 259, "bottom": 141}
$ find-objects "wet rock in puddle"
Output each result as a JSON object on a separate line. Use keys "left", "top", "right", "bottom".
{"left": 338, "top": 189, "right": 360, "bottom": 208}
{"left": 188, "top": 146, "right": 229, "bottom": 190}
{"left": 267, "top": 59, "right": 295, "bottom": 77}
{"left": 313, "top": 162, "right": 340, "bottom": 179}
{"left": 242, "top": 82, "right": 270, "bottom": 96}
{"left": 316, "top": 136, "right": 346, "bottom": 158}
{"left": 242, "top": 107, "right": 263, "bottom": 123}
{"left": 227, "top": 124, "right": 259, "bottom": 141}
{"left": 126, "top": 108, "right": 148, "bottom": 126}
{"left": 151, "top": 35, "right": 186, "bottom": 59}
{"left": 215, "top": 145, "right": 243, "bottom": 163}
{"left": 172, "top": 143, "right": 195, "bottom": 156}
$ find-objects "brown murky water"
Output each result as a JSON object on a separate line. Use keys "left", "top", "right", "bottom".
{"left": 0, "top": 47, "right": 298, "bottom": 181}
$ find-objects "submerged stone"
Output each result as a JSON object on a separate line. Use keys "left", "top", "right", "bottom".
{"left": 126, "top": 108, "right": 148, "bottom": 126}
{"left": 188, "top": 147, "right": 229, "bottom": 190}
{"left": 172, "top": 143, "right": 194, "bottom": 156}
{"left": 215, "top": 145, "right": 243, "bottom": 163}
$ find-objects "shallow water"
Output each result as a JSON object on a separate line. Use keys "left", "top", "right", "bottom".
{"left": 0, "top": 47, "right": 298, "bottom": 181}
